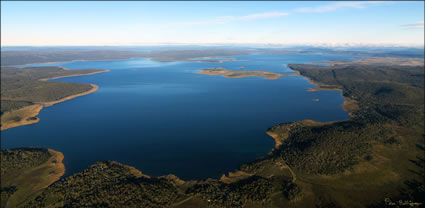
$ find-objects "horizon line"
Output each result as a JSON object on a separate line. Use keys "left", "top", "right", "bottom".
{"left": 2, "top": 43, "right": 424, "bottom": 49}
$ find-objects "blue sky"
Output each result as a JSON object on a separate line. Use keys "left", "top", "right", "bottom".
{"left": 1, "top": 1, "right": 424, "bottom": 46}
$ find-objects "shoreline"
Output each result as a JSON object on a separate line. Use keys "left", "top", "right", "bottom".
{"left": 8, "top": 57, "right": 142, "bottom": 67}
{"left": 263, "top": 67, "right": 359, "bottom": 149}
{"left": 266, "top": 131, "right": 282, "bottom": 148}
{"left": 38, "top": 149, "right": 66, "bottom": 189}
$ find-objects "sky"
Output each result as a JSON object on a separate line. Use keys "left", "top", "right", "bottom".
{"left": 1, "top": 1, "right": 424, "bottom": 47}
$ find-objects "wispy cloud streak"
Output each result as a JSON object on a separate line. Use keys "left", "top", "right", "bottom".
{"left": 174, "top": 2, "right": 388, "bottom": 27}
{"left": 401, "top": 21, "right": 425, "bottom": 29}
{"left": 295, "top": 1, "right": 385, "bottom": 13}
{"left": 175, "top": 12, "right": 289, "bottom": 26}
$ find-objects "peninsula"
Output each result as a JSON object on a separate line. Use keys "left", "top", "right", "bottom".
{"left": 0, "top": 66, "right": 108, "bottom": 130}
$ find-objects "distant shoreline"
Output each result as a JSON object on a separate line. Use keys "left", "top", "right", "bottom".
{"left": 8, "top": 58, "right": 141, "bottom": 67}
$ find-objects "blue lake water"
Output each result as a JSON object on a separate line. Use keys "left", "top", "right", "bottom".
{"left": 2, "top": 54, "right": 353, "bottom": 180}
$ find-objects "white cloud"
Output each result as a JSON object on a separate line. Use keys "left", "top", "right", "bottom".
{"left": 175, "top": 12, "right": 289, "bottom": 26}
{"left": 401, "top": 21, "right": 425, "bottom": 29}
{"left": 295, "top": 1, "right": 385, "bottom": 13}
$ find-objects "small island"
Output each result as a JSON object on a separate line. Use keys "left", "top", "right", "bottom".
{"left": 197, "top": 67, "right": 296, "bottom": 80}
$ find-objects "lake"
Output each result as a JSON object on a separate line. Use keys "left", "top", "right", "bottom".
{"left": 2, "top": 54, "right": 353, "bottom": 180}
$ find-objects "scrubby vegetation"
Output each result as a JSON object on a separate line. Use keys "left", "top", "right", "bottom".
{"left": 25, "top": 161, "right": 180, "bottom": 208}
{"left": 186, "top": 176, "right": 275, "bottom": 207}
{"left": 20, "top": 160, "right": 302, "bottom": 208}
{"left": 281, "top": 179, "right": 302, "bottom": 201}
{"left": 1, "top": 186, "right": 17, "bottom": 208}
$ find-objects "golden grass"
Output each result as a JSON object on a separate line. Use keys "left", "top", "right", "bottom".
{"left": 220, "top": 170, "right": 253, "bottom": 184}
